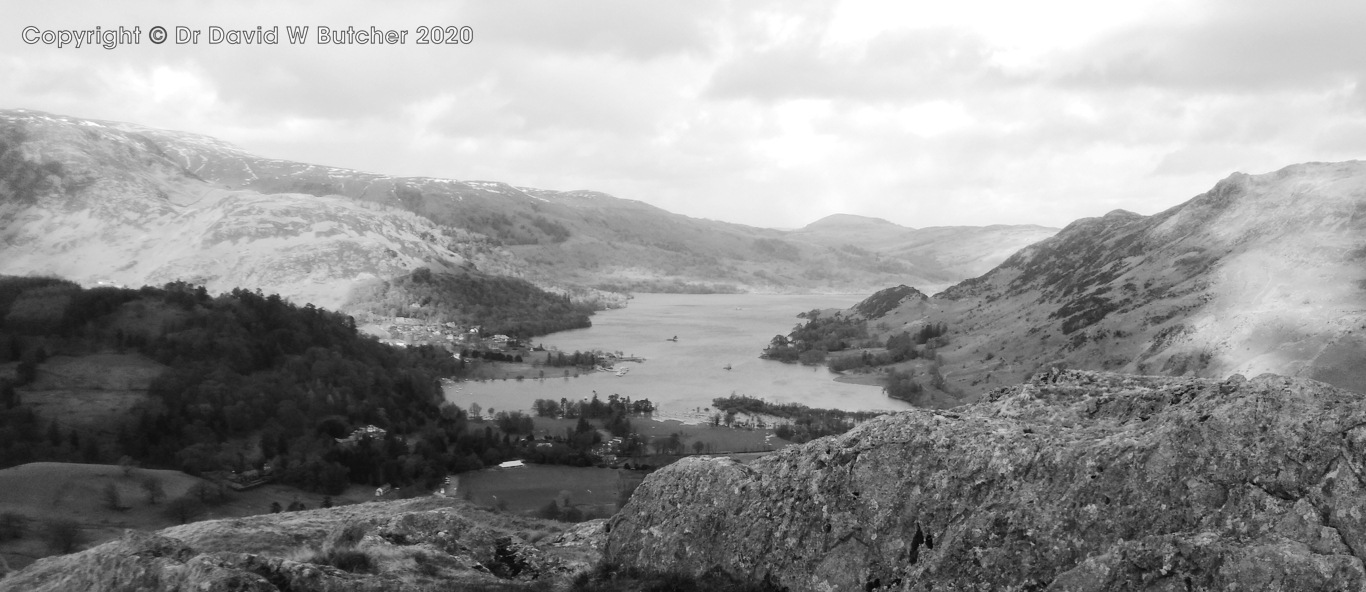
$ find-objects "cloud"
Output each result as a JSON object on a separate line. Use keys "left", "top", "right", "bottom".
{"left": 2, "top": 0, "right": 1365, "bottom": 231}
{"left": 1055, "top": 0, "right": 1366, "bottom": 92}
{"left": 706, "top": 28, "right": 999, "bottom": 102}
{"left": 458, "top": 0, "right": 722, "bottom": 60}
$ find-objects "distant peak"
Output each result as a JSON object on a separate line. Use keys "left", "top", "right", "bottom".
{"left": 801, "top": 213, "right": 910, "bottom": 231}
{"left": 1103, "top": 209, "right": 1142, "bottom": 219}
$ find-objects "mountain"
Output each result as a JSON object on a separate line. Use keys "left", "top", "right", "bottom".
{"left": 608, "top": 370, "right": 1366, "bottom": 591}
{"left": 788, "top": 214, "right": 1060, "bottom": 290}
{"left": 838, "top": 161, "right": 1366, "bottom": 399}
{"left": 0, "top": 109, "right": 1055, "bottom": 301}
{"left": 0, "top": 110, "right": 511, "bottom": 310}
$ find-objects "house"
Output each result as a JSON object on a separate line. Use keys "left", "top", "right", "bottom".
{"left": 337, "top": 425, "right": 387, "bottom": 445}
{"left": 497, "top": 460, "right": 525, "bottom": 469}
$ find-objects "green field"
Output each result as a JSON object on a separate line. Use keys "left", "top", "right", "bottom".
{"left": 521, "top": 416, "right": 788, "bottom": 454}
{"left": 0, "top": 462, "right": 379, "bottom": 573}
{"left": 454, "top": 464, "right": 625, "bottom": 517}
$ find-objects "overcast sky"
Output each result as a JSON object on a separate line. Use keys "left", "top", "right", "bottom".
{"left": 5, "top": 0, "right": 1366, "bottom": 230}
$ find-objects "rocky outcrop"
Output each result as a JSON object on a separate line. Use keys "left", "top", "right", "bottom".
{"left": 606, "top": 370, "right": 1366, "bottom": 591}
{"left": 853, "top": 285, "right": 929, "bottom": 320}
{"left": 1, "top": 498, "right": 596, "bottom": 592}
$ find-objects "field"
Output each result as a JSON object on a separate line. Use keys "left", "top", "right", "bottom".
{"left": 454, "top": 464, "right": 624, "bottom": 517}
{"left": 0, "top": 462, "right": 378, "bottom": 572}
{"left": 519, "top": 415, "right": 788, "bottom": 454}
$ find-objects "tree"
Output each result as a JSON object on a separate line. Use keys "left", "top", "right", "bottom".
{"left": 537, "top": 499, "right": 562, "bottom": 521}
{"left": 0, "top": 380, "right": 16, "bottom": 409}
{"left": 189, "top": 481, "right": 214, "bottom": 503}
{"left": 14, "top": 361, "right": 36, "bottom": 386}
{"left": 561, "top": 506, "right": 583, "bottom": 522}
{"left": 80, "top": 437, "right": 101, "bottom": 463}
{"left": 164, "top": 496, "right": 206, "bottom": 524}
{"left": 141, "top": 476, "right": 166, "bottom": 505}
{"left": 101, "top": 482, "right": 124, "bottom": 511}
{"left": 270, "top": 501, "right": 282, "bottom": 513}
{"left": 0, "top": 512, "right": 26, "bottom": 542}
{"left": 117, "top": 455, "right": 137, "bottom": 477}
{"left": 43, "top": 519, "right": 85, "bottom": 553}
{"left": 691, "top": 440, "right": 705, "bottom": 454}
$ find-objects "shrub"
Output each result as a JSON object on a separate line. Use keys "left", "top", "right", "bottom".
{"left": 164, "top": 496, "right": 207, "bottom": 524}
{"left": 324, "top": 548, "right": 374, "bottom": 573}
{"left": 0, "top": 512, "right": 26, "bottom": 541}
{"left": 101, "top": 482, "right": 124, "bottom": 511}
{"left": 299, "top": 546, "right": 375, "bottom": 574}
{"left": 141, "top": 476, "right": 166, "bottom": 505}
{"left": 569, "top": 561, "right": 787, "bottom": 592}
{"left": 327, "top": 522, "right": 367, "bottom": 549}
{"left": 43, "top": 519, "right": 85, "bottom": 554}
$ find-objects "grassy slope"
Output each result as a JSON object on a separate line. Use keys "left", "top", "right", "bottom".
{"left": 0, "top": 462, "right": 382, "bottom": 572}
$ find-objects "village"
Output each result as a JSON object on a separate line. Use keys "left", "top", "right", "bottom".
{"left": 373, "top": 317, "right": 523, "bottom": 354}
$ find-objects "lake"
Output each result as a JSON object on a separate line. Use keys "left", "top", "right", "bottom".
{"left": 442, "top": 293, "right": 914, "bottom": 421}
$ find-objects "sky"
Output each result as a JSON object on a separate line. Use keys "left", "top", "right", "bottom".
{"left": 4, "top": 0, "right": 1366, "bottom": 230}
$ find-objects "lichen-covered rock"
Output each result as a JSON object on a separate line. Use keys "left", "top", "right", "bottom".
{"left": 0, "top": 498, "right": 578, "bottom": 591}
{"left": 606, "top": 371, "right": 1366, "bottom": 591}
{"left": 551, "top": 519, "right": 608, "bottom": 551}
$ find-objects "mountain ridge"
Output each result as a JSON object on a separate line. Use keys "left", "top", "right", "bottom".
{"left": 0, "top": 108, "right": 1059, "bottom": 301}
{"left": 832, "top": 160, "right": 1366, "bottom": 399}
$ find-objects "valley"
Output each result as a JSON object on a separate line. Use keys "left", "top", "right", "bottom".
{"left": 5, "top": 110, "right": 1366, "bottom": 590}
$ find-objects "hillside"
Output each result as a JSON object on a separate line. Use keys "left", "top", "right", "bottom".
{"left": 607, "top": 370, "right": 1366, "bottom": 591}
{"left": 0, "top": 277, "right": 474, "bottom": 490}
{"left": 821, "top": 161, "right": 1366, "bottom": 401}
{"left": 0, "top": 109, "right": 1054, "bottom": 299}
{"left": 788, "top": 214, "right": 1060, "bottom": 287}
{"left": 345, "top": 267, "right": 596, "bottom": 338}
{"left": 0, "top": 111, "right": 524, "bottom": 311}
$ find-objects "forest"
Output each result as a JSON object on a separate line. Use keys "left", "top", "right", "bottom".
{"left": 346, "top": 267, "right": 596, "bottom": 338}
{"left": 0, "top": 277, "right": 630, "bottom": 496}
{"left": 825, "top": 323, "right": 948, "bottom": 372}
{"left": 709, "top": 395, "right": 884, "bottom": 443}
{"left": 760, "top": 309, "right": 870, "bottom": 364}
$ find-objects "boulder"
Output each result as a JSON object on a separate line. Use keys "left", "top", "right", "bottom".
{"left": 606, "top": 371, "right": 1366, "bottom": 591}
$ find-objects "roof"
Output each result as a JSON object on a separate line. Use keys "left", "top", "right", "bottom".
{"left": 497, "top": 460, "right": 525, "bottom": 469}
